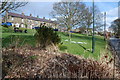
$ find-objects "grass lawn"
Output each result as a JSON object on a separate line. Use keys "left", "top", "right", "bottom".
{"left": 2, "top": 28, "right": 111, "bottom": 60}
{"left": 58, "top": 32, "right": 110, "bottom": 59}
{"left": 2, "top": 29, "right": 36, "bottom": 47}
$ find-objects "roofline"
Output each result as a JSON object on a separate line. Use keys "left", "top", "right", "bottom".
{"left": 7, "top": 12, "right": 58, "bottom": 24}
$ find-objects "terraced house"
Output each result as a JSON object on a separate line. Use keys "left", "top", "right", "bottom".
{"left": 2, "top": 12, "right": 58, "bottom": 29}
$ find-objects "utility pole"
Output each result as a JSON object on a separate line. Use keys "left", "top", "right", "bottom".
{"left": 104, "top": 12, "right": 106, "bottom": 41}
{"left": 92, "top": 0, "right": 95, "bottom": 53}
{"left": 118, "top": 1, "right": 120, "bottom": 18}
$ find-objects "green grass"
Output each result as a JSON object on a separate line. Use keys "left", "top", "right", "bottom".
{"left": 2, "top": 27, "right": 109, "bottom": 60}
{"left": 2, "top": 29, "right": 36, "bottom": 47}
{"left": 58, "top": 32, "right": 108, "bottom": 59}
{"left": 2, "top": 29, "right": 36, "bottom": 38}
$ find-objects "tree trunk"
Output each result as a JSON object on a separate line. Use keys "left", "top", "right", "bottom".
{"left": 68, "top": 29, "right": 71, "bottom": 42}
{"left": 86, "top": 25, "right": 90, "bottom": 36}
{"left": 86, "top": 28, "right": 89, "bottom": 36}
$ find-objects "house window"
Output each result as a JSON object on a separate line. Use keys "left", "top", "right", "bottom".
{"left": 11, "top": 17, "right": 14, "bottom": 21}
{"left": 28, "top": 20, "right": 31, "bottom": 22}
{"left": 35, "top": 21, "right": 38, "bottom": 24}
{"left": 22, "top": 19, "right": 24, "bottom": 22}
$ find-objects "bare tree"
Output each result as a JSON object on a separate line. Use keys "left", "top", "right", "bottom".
{"left": 82, "top": 7, "right": 92, "bottom": 36}
{"left": 0, "top": 0, "right": 28, "bottom": 14}
{"left": 93, "top": 6, "right": 103, "bottom": 32}
{"left": 82, "top": 5, "right": 103, "bottom": 36}
{"left": 50, "top": 2, "right": 87, "bottom": 41}
{"left": 110, "top": 18, "right": 120, "bottom": 37}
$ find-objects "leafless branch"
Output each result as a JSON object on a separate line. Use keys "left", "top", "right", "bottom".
{"left": 0, "top": 0, "right": 28, "bottom": 14}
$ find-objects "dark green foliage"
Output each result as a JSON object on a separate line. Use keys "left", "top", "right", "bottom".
{"left": 34, "top": 25, "right": 61, "bottom": 48}
{"left": 2, "top": 24, "right": 9, "bottom": 28}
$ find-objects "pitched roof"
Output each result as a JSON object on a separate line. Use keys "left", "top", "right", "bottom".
{"left": 8, "top": 12, "right": 57, "bottom": 24}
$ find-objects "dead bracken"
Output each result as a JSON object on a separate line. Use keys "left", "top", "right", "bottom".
{"left": 2, "top": 47, "right": 120, "bottom": 79}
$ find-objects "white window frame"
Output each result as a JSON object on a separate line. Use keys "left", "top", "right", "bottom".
{"left": 22, "top": 19, "right": 24, "bottom": 22}
{"left": 11, "top": 17, "right": 14, "bottom": 21}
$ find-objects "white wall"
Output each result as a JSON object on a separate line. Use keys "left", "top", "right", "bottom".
{"left": 21, "top": 24, "right": 25, "bottom": 28}
{"left": 15, "top": 23, "right": 20, "bottom": 27}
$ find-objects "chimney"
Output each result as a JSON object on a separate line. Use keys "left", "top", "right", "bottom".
{"left": 30, "top": 14, "right": 32, "bottom": 17}
{"left": 22, "top": 12, "right": 24, "bottom": 15}
{"left": 43, "top": 17, "right": 45, "bottom": 19}
{"left": 37, "top": 15, "right": 39, "bottom": 18}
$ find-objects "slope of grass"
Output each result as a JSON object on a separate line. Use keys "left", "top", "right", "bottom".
{"left": 58, "top": 32, "right": 107, "bottom": 59}
{"left": 2, "top": 28, "right": 108, "bottom": 59}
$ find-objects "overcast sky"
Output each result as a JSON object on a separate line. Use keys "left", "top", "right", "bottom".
{"left": 12, "top": 1, "right": 119, "bottom": 30}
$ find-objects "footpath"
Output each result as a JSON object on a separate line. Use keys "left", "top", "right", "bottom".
{"left": 109, "top": 37, "right": 120, "bottom": 66}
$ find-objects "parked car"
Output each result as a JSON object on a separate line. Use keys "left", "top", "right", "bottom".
{"left": 1, "top": 22, "right": 12, "bottom": 26}
{"left": 54, "top": 29, "right": 58, "bottom": 31}
{"left": 70, "top": 31, "right": 75, "bottom": 33}
{"left": 32, "top": 27, "right": 40, "bottom": 29}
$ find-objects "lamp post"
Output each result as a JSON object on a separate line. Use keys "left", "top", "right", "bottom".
{"left": 104, "top": 12, "right": 106, "bottom": 41}
{"left": 92, "top": 0, "right": 95, "bottom": 53}
{"left": 118, "top": 1, "right": 120, "bottom": 18}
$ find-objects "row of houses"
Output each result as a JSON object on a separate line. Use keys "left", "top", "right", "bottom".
{"left": 2, "top": 12, "right": 114, "bottom": 33}
{"left": 2, "top": 12, "right": 58, "bottom": 29}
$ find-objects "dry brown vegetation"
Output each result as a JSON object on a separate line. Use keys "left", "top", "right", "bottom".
{"left": 2, "top": 46, "right": 120, "bottom": 79}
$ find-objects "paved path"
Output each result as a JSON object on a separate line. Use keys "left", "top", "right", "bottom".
{"left": 109, "top": 37, "right": 120, "bottom": 65}
{"left": 109, "top": 37, "right": 120, "bottom": 53}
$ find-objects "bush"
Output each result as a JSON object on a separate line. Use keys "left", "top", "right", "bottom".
{"left": 34, "top": 25, "right": 61, "bottom": 48}
{"left": 98, "top": 32, "right": 104, "bottom": 36}
{"left": 2, "top": 26, "right": 14, "bottom": 33}
{"left": 2, "top": 24, "right": 9, "bottom": 28}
